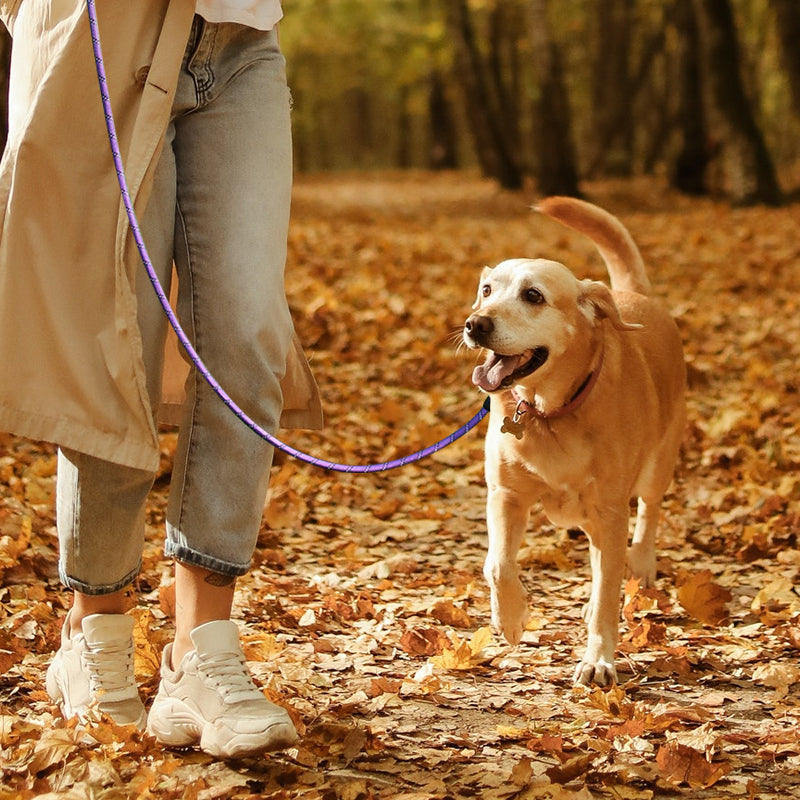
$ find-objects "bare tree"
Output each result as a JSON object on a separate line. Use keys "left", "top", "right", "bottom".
{"left": 583, "top": 1, "right": 668, "bottom": 179}
{"left": 692, "top": 0, "right": 782, "bottom": 204}
{"left": 588, "top": 0, "right": 634, "bottom": 176}
{"left": 443, "top": 0, "right": 523, "bottom": 189}
{"left": 428, "top": 71, "right": 459, "bottom": 170}
{"left": 527, "top": 0, "right": 580, "bottom": 197}
{"left": 670, "top": 0, "right": 711, "bottom": 195}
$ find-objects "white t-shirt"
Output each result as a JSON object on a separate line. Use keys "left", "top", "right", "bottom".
{"left": 195, "top": 1, "right": 283, "bottom": 31}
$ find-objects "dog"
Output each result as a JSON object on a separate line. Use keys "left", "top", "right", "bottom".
{"left": 462, "top": 196, "right": 686, "bottom": 686}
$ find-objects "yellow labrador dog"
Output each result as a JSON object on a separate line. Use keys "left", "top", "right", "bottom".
{"left": 463, "top": 196, "right": 685, "bottom": 686}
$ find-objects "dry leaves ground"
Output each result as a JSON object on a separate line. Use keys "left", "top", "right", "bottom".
{"left": 2, "top": 172, "right": 800, "bottom": 799}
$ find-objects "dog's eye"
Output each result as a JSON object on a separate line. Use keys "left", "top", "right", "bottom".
{"left": 524, "top": 287, "right": 545, "bottom": 305}
{"left": 482, "top": 284, "right": 492, "bottom": 298}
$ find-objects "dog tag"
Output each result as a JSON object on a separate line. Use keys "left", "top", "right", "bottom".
{"left": 501, "top": 399, "right": 528, "bottom": 439}
{"left": 501, "top": 415, "right": 525, "bottom": 440}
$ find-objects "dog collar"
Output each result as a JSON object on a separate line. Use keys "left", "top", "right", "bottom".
{"left": 501, "top": 347, "right": 605, "bottom": 438}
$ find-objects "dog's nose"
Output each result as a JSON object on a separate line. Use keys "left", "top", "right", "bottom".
{"left": 465, "top": 314, "right": 493, "bottom": 339}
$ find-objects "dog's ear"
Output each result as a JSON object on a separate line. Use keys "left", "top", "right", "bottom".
{"left": 473, "top": 265, "right": 493, "bottom": 309}
{"left": 579, "top": 280, "right": 642, "bottom": 331}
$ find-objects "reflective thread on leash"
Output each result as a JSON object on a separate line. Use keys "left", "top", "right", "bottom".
{"left": 86, "top": 0, "right": 488, "bottom": 473}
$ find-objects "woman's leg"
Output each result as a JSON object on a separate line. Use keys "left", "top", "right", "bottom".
{"left": 165, "top": 21, "right": 294, "bottom": 664}
{"left": 146, "top": 20, "right": 299, "bottom": 758}
{"left": 55, "top": 108, "right": 178, "bottom": 617}
{"left": 48, "top": 120, "right": 178, "bottom": 726}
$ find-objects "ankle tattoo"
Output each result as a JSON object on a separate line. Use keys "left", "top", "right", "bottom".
{"left": 203, "top": 571, "right": 236, "bottom": 588}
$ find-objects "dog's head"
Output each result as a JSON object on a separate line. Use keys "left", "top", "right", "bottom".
{"left": 463, "top": 258, "right": 638, "bottom": 393}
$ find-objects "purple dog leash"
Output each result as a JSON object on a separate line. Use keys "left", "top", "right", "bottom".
{"left": 85, "top": 0, "right": 488, "bottom": 473}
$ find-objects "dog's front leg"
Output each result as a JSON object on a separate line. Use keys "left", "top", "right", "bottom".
{"left": 574, "top": 517, "right": 628, "bottom": 686}
{"left": 484, "top": 485, "right": 532, "bottom": 646}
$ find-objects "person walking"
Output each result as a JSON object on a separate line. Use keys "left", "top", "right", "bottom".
{"left": 0, "top": 0, "right": 321, "bottom": 759}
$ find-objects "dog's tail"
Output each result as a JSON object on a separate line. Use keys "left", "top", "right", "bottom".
{"left": 535, "top": 196, "right": 651, "bottom": 295}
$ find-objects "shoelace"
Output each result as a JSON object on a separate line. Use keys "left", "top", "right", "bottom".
{"left": 198, "top": 651, "right": 266, "bottom": 705}
{"left": 82, "top": 639, "right": 137, "bottom": 699}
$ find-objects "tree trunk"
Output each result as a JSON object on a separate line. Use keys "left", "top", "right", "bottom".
{"left": 444, "top": 0, "right": 523, "bottom": 189}
{"left": 670, "top": 0, "right": 711, "bottom": 195}
{"left": 692, "top": 0, "right": 782, "bottom": 205}
{"left": 428, "top": 71, "right": 459, "bottom": 170}
{"left": 768, "top": 0, "right": 800, "bottom": 117}
{"left": 588, "top": 0, "right": 634, "bottom": 176}
{"left": 527, "top": 0, "right": 580, "bottom": 197}
{"left": 396, "top": 85, "right": 412, "bottom": 169}
{"left": 345, "top": 87, "right": 374, "bottom": 165}
{"left": 489, "top": 3, "right": 521, "bottom": 161}
{"left": 585, "top": 25, "right": 667, "bottom": 179}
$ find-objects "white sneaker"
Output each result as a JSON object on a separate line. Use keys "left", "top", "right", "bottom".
{"left": 45, "top": 611, "right": 147, "bottom": 728}
{"left": 147, "top": 620, "right": 298, "bottom": 759}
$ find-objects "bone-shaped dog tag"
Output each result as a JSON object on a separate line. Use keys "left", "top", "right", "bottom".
{"left": 501, "top": 415, "right": 525, "bottom": 440}
{"left": 501, "top": 400, "right": 528, "bottom": 439}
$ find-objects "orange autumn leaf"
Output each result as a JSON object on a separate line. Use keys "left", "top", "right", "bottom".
{"left": 583, "top": 684, "right": 631, "bottom": 718}
{"left": 656, "top": 742, "right": 732, "bottom": 788}
{"left": 130, "top": 607, "right": 164, "bottom": 679}
{"left": 676, "top": 569, "right": 732, "bottom": 626}
{"left": 241, "top": 632, "right": 284, "bottom": 661}
{"left": 432, "top": 635, "right": 475, "bottom": 670}
{"left": 622, "top": 577, "right": 672, "bottom": 624}
{"left": 431, "top": 627, "right": 492, "bottom": 670}
{"left": 623, "top": 618, "right": 668, "bottom": 651}
{"left": 399, "top": 626, "right": 447, "bottom": 657}
{"left": 264, "top": 485, "right": 308, "bottom": 529}
{"left": 429, "top": 599, "right": 472, "bottom": 628}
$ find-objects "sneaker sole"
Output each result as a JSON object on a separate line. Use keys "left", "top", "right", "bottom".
{"left": 148, "top": 696, "right": 298, "bottom": 758}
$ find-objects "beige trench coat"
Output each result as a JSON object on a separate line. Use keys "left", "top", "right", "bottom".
{"left": 0, "top": 0, "right": 322, "bottom": 472}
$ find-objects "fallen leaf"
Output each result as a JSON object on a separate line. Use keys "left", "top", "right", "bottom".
{"left": 752, "top": 663, "right": 800, "bottom": 698}
{"left": 656, "top": 741, "right": 732, "bottom": 788}
{"left": 430, "top": 599, "right": 472, "bottom": 628}
{"left": 676, "top": 570, "right": 731, "bottom": 625}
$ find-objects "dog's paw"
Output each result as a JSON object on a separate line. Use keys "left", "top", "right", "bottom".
{"left": 573, "top": 657, "right": 617, "bottom": 687}
{"left": 489, "top": 580, "right": 529, "bottom": 646}
{"left": 495, "top": 610, "right": 527, "bottom": 646}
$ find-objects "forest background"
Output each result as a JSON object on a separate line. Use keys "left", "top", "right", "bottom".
{"left": 0, "top": 0, "right": 798, "bottom": 201}
{"left": 277, "top": 0, "right": 800, "bottom": 205}
{"left": 2, "top": 1, "right": 800, "bottom": 799}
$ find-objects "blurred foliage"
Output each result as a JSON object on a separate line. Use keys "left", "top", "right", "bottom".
{"left": 281, "top": 0, "right": 450, "bottom": 170}
{"left": 280, "top": 0, "right": 800, "bottom": 183}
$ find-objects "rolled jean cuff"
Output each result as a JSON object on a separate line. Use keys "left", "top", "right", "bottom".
{"left": 165, "top": 541, "right": 250, "bottom": 578}
{"left": 58, "top": 561, "right": 141, "bottom": 596}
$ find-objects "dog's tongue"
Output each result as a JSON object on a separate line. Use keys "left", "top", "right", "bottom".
{"left": 472, "top": 352, "right": 525, "bottom": 391}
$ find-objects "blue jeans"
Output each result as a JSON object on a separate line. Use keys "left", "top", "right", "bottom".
{"left": 57, "top": 19, "right": 294, "bottom": 593}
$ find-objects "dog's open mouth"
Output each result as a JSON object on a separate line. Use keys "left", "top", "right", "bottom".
{"left": 472, "top": 347, "right": 549, "bottom": 392}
